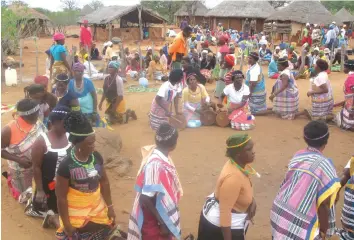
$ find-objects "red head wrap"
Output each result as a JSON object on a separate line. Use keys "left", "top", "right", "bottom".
{"left": 53, "top": 33, "right": 65, "bottom": 41}
{"left": 224, "top": 54, "right": 235, "bottom": 67}
{"left": 34, "top": 75, "right": 49, "bottom": 87}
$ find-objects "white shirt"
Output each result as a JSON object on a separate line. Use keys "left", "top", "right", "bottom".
{"left": 83, "top": 61, "right": 99, "bottom": 75}
{"left": 223, "top": 84, "right": 250, "bottom": 104}
{"left": 341, "top": 28, "right": 346, "bottom": 38}
{"left": 249, "top": 63, "right": 261, "bottom": 82}
{"left": 157, "top": 81, "right": 181, "bottom": 102}
{"left": 326, "top": 29, "right": 336, "bottom": 44}
{"left": 141, "top": 149, "right": 171, "bottom": 197}
{"left": 311, "top": 71, "right": 328, "bottom": 87}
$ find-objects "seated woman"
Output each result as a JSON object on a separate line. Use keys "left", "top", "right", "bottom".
{"left": 30, "top": 106, "right": 71, "bottom": 226}
{"left": 148, "top": 54, "right": 167, "bottom": 82}
{"left": 219, "top": 71, "right": 255, "bottom": 131}
{"left": 68, "top": 63, "right": 98, "bottom": 126}
{"left": 99, "top": 61, "right": 137, "bottom": 124}
{"left": 128, "top": 123, "right": 183, "bottom": 240}
{"left": 159, "top": 49, "right": 168, "bottom": 71}
{"left": 126, "top": 52, "right": 141, "bottom": 79}
{"left": 24, "top": 84, "right": 50, "bottom": 125}
{"left": 181, "top": 56, "right": 207, "bottom": 86}
{"left": 200, "top": 52, "right": 216, "bottom": 82}
{"left": 268, "top": 55, "right": 279, "bottom": 79}
{"left": 90, "top": 43, "right": 102, "bottom": 60}
{"left": 149, "top": 69, "right": 183, "bottom": 131}
{"left": 52, "top": 74, "right": 80, "bottom": 111}
{"left": 55, "top": 111, "right": 117, "bottom": 239}
{"left": 182, "top": 73, "right": 210, "bottom": 128}
{"left": 335, "top": 60, "right": 354, "bottom": 131}
{"left": 259, "top": 44, "right": 272, "bottom": 63}
{"left": 83, "top": 54, "right": 104, "bottom": 80}
{"left": 1, "top": 99, "right": 45, "bottom": 201}
{"left": 256, "top": 58, "right": 299, "bottom": 120}
{"left": 301, "top": 59, "right": 334, "bottom": 121}
{"left": 198, "top": 134, "right": 257, "bottom": 240}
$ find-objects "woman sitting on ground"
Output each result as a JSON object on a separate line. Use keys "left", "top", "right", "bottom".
{"left": 1, "top": 99, "right": 45, "bottom": 201}
{"left": 214, "top": 54, "right": 235, "bottom": 98}
{"left": 256, "top": 58, "right": 299, "bottom": 120}
{"left": 83, "top": 54, "right": 104, "bottom": 80}
{"left": 182, "top": 73, "right": 210, "bottom": 128}
{"left": 259, "top": 44, "right": 272, "bottom": 63}
{"left": 148, "top": 54, "right": 167, "bottom": 82}
{"left": 219, "top": 71, "right": 255, "bottom": 131}
{"left": 271, "top": 121, "right": 340, "bottom": 240}
{"left": 159, "top": 48, "right": 168, "bottom": 71}
{"left": 30, "top": 106, "right": 71, "bottom": 226}
{"left": 149, "top": 69, "right": 183, "bottom": 131}
{"left": 55, "top": 111, "right": 117, "bottom": 239}
{"left": 198, "top": 133, "right": 257, "bottom": 240}
{"left": 99, "top": 61, "right": 137, "bottom": 124}
{"left": 181, "top": 56, "right": 207, "bottom": 86}
{"left": 301, "top": 59, "right": 334, "bottom": 121}
{"left": 126, "top": 52, "right": 141, "bottom": 79}
{"left": 128, "top": 123, "right": 183, "bottom": 240}
{"left": 68, "top": 63, "right": 99, "bottom": 126}
{"left": 90, "top": 43, "right": 102, "bottom": 60}
{"left": 268, "top": 55, "right": 279, "bottom": 79}
{"left": 200, "top": 52, "right": 216, "bottom": 82}
{"left": 335, "top": 60, "right": 354, "bottom": 131}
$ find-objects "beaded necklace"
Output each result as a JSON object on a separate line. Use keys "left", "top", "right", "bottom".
{"left": 70, "top": 147, "right": 95, "bottom": 169}
{"left": 229, "top": 158, "right": 260, "bottom": 178}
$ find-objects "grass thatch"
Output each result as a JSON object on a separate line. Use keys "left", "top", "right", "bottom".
{"left": 335, "top": 8, "right": 354, "bottom": 23}
{"left": 266, "top": 0, "right": 342, "bottom": 25}
{"left": 174, "top": 1, "right": 209, "bottom": 17}
{"left": 8, "top": 4, "right": 50, "bottom": 21}
{"left": 206, "top": 0, "right": 275, "bottom": 19}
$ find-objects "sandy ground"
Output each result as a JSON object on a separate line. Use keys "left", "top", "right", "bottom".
{"left": 1, "top": 35, "right": 354, "bottom": 240}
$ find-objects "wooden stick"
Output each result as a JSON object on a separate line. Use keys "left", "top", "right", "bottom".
{"left": 138, "top": 41, "right": 143, "bottom": 76}
{"left": 341, "top": 44, "right": 345, "bottom": 72}
{"left": 19, "top": 39, "right": 23, "bottom": 83}
{"left": 35, "top": 37, "right": 39, "bottom": 76}
{"left": 170, "top": 115, "right": 182, "bottom": 124}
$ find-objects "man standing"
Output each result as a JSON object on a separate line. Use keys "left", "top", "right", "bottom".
{"left": 80, "top": 20, "right": 92, "bottom": 53}
{"left": 242, "top": 18, "right": 250, "bottom": 39}
{"left": 180, "top": 17, "right": 188, "bottom": 30}
{"left": 325, "top": 25, "right": 337, "bottom": 50}
{"left": 168, "top": 26, "right": 192, "bottom": 70}
{"left": 250, "top": 19, "right": 256, "bottom": 36}
{"left": 301, "top": 23, "right": 312, "bottom": 46}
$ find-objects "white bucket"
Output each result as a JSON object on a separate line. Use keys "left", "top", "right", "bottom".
{"left": 5, "top": 67, "right": 18, "bottom": 86}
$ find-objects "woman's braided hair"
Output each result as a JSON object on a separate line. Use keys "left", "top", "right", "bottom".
{"left": 64, "top": 111, "right": 93, "bottom": 145}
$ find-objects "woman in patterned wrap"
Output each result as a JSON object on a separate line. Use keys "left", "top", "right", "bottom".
{"left": 271, "top": 121, "right": 341, "bottom": 240}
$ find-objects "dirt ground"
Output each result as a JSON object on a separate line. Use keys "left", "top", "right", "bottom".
{"left": 1, "top": 35, "right": 354, "bottom": 240}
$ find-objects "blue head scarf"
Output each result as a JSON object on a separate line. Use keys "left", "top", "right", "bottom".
{"left": 108, "top": 61, "right": 120, "bottom": 69}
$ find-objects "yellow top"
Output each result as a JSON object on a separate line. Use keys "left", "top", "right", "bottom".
{"left": 148, "top": 60, "right": 165, "bottom": 80}
{"left": 182, "top": 84, "right": 208, "bottom": 104}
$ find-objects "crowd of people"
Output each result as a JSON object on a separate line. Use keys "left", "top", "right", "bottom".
{"left": 1, "top": 18, "right": 354, "bottom": 240}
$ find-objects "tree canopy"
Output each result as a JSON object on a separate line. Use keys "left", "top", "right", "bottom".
{"left": 321, "top": 1, "right": 354, "bottom": 13}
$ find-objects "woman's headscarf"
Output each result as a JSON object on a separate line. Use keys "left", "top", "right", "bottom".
{"left": 226, "top": 133, "right": 251, "bottom": 151}
{"left": 72, "top": 62, "right": 85, "bottom": 72}
{"left": 224, "top": 54, "right": 235, "bottom": 67}
{"left": 53, "top": 33, "right": 65, "bottom": 41}
{"left": 34, "top": 75, "right": 49, "bottom": 87}
{"left": 186, "top": 73, "right": 197, "bottom": 84}
{"left": 108, "top": 61, "right": 120, "bottom": 69}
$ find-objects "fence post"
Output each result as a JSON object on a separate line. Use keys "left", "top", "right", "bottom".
{"left": 35, "top": 37, "right": 39, "bottom": 76}
{"left": 19, "top": 39, "right": 23, "bottom": 83}
{"left": 341, "top": 44, "right": 345, "bottom": 72}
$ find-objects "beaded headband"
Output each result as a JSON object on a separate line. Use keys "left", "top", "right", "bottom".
{"left": 55, "top": 75, "right": 69, "bottom": 82}
{"left": 52, "top": 110, "right": 68, "bottom": 114}
{"left": 304, "top": 131, "right": 329, "bottom": 140}
{"left": 70, "top": 129, "right": 95, "bottom": 136}
{"left": 227, "top": 137, "right": 251, "bottom": 149}
{"left": 17, "top": 104, "right": 40, "bottom": 116}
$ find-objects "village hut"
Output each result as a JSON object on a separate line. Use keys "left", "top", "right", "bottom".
{"left": 80, "top": 5, "right": 94, "bottom": 17}
{"left": 266, "top": 0, "right": 342, "bottom": 43}
{"left": 206, "top": 0, "right": 275, "bottom": 32}
{"left": 174, "top": 2, "right": 210, "bottom": 28}
{"left": 78, "top": 5, "right": 167, "bottom": 41}
{"left": 7, "top": 4, "right": 51, "bottom": 38}
{"left": 335, "top": 8, "right": 354, "bottom": 27}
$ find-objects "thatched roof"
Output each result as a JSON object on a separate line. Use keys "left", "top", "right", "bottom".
{"left": 8, "top": 4, "right": 50, "bottom": 21}
{"left": 80, "top": 5, "right": 94, "bottom": 16}
{"left": 78, "top": 5, "right": 167, "bottom": 24}
{"left": 206, "top": 0, "right": 275, "bottom": 19}
{"left": 335, "top": 8, "right": 354, "bottom": 23}
{"left": 174, "top": 2, "right": 209, "bottom": 17}
{"left": 266, "top": 0, "right": 341, "bottom": 25}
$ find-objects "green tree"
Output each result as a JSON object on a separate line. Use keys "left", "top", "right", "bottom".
{"left": 89, "top": 0, "right": 103, "bottom": 10}
{"left": 321, "top": 1, "right": 354, "bottom": 13}
{"left": 141, "top": 0, "right": 186, "bottom": 23}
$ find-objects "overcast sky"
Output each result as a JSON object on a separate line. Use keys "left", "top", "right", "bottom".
{"left": 22, "top": 0, "right": 223, "bottom": 11}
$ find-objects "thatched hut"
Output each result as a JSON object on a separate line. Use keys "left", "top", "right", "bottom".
{"left": 335, "top": 8, "right": 354, "bottom": 27}
{"left": 174, "top": 2, "right": 209, "bottom": 28}
{"left": 206, "top": 0, "right": 275, "bottom": 32}
{"left": 7, "top": 4, "right": 51, "bottom": 38}
{"left": 78, "top": 4, "right": 167, "bottom": 41}
{"left": 266, "top": 0, "right": 342, "bottom": 43}
{"left": 80, "top": 5, "right": 94, "bottom": 17}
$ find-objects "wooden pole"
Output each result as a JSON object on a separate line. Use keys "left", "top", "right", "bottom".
{"left": 35, "top": 37, "right": 39, "bottom": 76}
{"left": 85, "top": 45, "right": 92, "bottom": 77}
{"left": 19, "top": 39, "right": 23, "bottom": 83}
{"left": 152, "top": 41, "right": 154, "bottom": 57}
{"left": 108, "top": 23, "right": 112, "bottom": 41}
{"left": 341, "top": 44, "right": 345, "bottom": 72}
{"left": 163, "top": 21, "right": 167, "bottom": 40}
{"left": 138, "top": 6, "right": 143, "bottom": 41}
{"left": 138, "top": 41, "right": 143, "bottom": 76}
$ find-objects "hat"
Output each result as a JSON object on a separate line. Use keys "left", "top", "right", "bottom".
{"left": 314, "top": 24, "right": 318, "bottom": 27}
{"left": 224, "top": 54, "right": 235, "bottom": 67}
{"left": 72, "top": 62, "right": 85, "bottom": 72}
{"left": 314, "top": 47, "right": 320, "bottom": 51}
{"left": 83, "top": 20, "right": 88, "bottom": 24}
{"left": 332, "top": 21, "right": 336, "bottom": 24}
{"left": 104, "top": 41, "right": 113, "bottom": 47}
{"left": 275, "top": 46, "right": 280, "bottom": 50}
{"left": 108, "top": 61, "right": 120, "bottom": 69}
{"left": 306, "top": 23, "right": 310, "bottom": 26}
{"left": 324, "top": 48, "right": 330, "bottom": 54}
{"left": 343, "top": 24, "right": 347, "bottom": 28}
{"left": 53, "top": 32, "right": 65, "bottom": 41}
{"left": 147, "top": 46, "right": 152, "bottom": 51}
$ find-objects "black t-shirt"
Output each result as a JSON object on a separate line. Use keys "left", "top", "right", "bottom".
{"left": 57, "top": 150, "right": 104, "bottom": 193}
